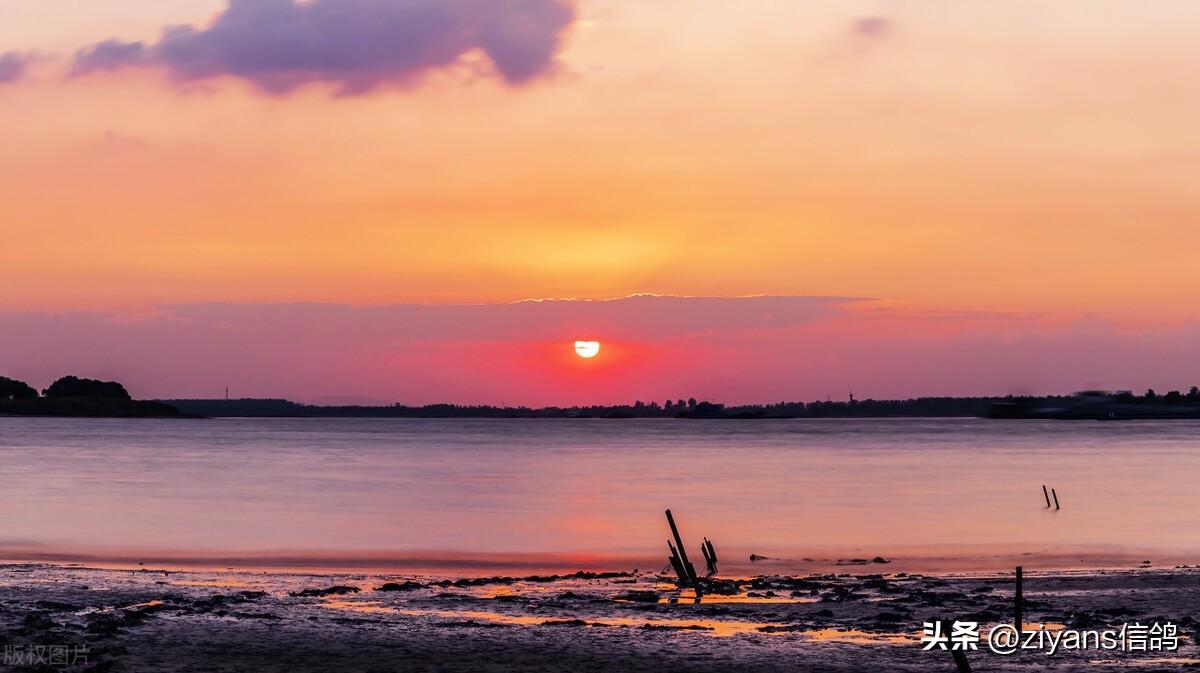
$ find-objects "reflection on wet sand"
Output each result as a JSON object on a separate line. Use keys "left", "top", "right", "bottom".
{"left": 321, "top": 600, "right": 394, "bottom": 615}
{"left": 320, "top": 600, "right": 794, "bottom": 637}
{"left": 170, "top": 578, "right": 259, "bottom": 588}
{"left": 657, "top": 593, "right": 818, "bottom": 605}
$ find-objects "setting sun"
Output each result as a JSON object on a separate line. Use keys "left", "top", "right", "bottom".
{"left": 573, "top": 340, "right": 600, "bottom": 359}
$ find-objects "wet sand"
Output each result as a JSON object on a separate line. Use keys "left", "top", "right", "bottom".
{"left": 2, "top": 563, "right": 1197, "bottom": 672}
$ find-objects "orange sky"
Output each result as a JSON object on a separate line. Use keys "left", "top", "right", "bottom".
{"left": 2, "top": 0, "right": 1198, "bottom": 316}
{"left": 2, "top": 1, "right": 1200, "bottom": 400}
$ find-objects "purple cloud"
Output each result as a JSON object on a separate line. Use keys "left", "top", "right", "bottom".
{"left": 71, "top": 0, "right": 576, "bottom": 95}
{"left": 0, "top": 51, "right": 35, "bottom": 83}
{"left": 70, "top": 40, "right": 148, "bottom": 76}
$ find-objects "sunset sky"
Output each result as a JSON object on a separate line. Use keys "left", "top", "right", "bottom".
{"left": 3, "top": 1, "right": 1200, "bottom": 403}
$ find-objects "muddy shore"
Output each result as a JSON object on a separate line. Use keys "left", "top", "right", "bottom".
{"left": 1, "top": 563, "right": 1197, "bottom": 672}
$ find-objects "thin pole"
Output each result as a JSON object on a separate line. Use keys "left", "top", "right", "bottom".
{"left": 1042, "top": 485, "right": 1051, "bottom": 508}
{"left": 1015, "top": 566, "right": 1024, "bottom": 638}
{"left": 1051, "top": 488, "right": 1060, "bottom": 510}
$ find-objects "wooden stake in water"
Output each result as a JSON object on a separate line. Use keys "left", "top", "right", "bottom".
{"left": 667, "top": 541, "right": 687, "bottom": 585}
{"left": 665, "top": 509, "right": 702, "bottom": 594}
{"left": 1042, "top": 485, "right": 1051, "bottom": 508}
{"left": 1051, "top": 488, "right": 1060, "bottom": 510}
{"left": 1015, "top": 566, "right": 1024, "bottom": 638}
{"left": 702, "top": 537, "right": 718, "bottom": 576}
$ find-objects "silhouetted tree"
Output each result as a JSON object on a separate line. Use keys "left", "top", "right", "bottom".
{"left": 687, "top": 397, "right": 697, "bottom": 409}
{"left": 1144, "top": 388, "right": 1158, "bottom": 401}
{"left": 1164, "top": 390, "right": 1184, "bottom": 404}
{"left": 43, "top": 375, "right": 131, "bottom": 400}
{"left": 0, "top": 376, "right": 38, "bottom": 400}
{"left": 1188, "top": 386, "right": 1200, "bottom": 401}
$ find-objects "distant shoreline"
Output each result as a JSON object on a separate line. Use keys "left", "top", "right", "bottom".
{"left": 151, "top": 393, "right": 1200, "bottom": 420}
{"left": 7, "top": 392, "right": 1200, "bottom": 420}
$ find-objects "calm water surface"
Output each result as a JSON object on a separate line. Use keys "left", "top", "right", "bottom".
{"left": 2, "top": 417, "right": 1198, "bottom": 570}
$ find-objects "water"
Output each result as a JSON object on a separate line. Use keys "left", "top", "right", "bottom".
{"left": 2, "top": 417, "right": 1198, "bottom": 572}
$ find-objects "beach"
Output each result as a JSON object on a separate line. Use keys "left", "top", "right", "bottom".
{"left": 2, "top": 562, "right": 1197, "bottom": 672}
{"left": 4, "top": 417, "right": 1200, "bottom": 670}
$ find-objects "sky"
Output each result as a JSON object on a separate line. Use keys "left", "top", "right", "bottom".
{"left": 2, "top": 0, "right": 1200, "bottom": 403}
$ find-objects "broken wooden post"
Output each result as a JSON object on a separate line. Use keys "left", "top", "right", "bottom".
{"left": 667, "top": 541, "right": 688, "bottom": 585}
{"left": 1015, "top": 566, "right": 1023, "bottom": 639}
{"left": 699, "top": 540, "right": 717, "bottom": 576}
{"left": 666, "top": 510, "right": 698, "bottom": 581}
{"left": 941, "top": 619, "right": 973, "bottom": 673}
{"left": 701, "top": 537, "right": 718, "bottom": 576}
{"left": 1051, "top": 488, "right": 1060, "bottom": 510}
{"left": 1042, "top": 485, "right": 1051, "bottom": 508}
{"left": 665, "top": 509, "right": 702, "bottom": 595}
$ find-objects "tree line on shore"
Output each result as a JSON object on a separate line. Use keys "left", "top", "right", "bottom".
{"left": 0, "top": 375, "right": 131, "bottom": 401}
{"left": 162, "top": 388, "right": 1200, "bottom": 419}
{"left": 9, "top": 372, "right": 1200, "bottom": 419}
